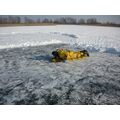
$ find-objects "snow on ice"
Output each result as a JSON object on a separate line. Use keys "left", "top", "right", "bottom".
{"left": 0, "top": 25, "right": 120, "bottom": 104}
{"left": 0, "top": 25, "right": 120, "bottom": 53}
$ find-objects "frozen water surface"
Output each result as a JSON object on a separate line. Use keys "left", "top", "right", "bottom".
{"left": 0, "top": 25, "right": 120, "bottom": 104}
{"left": 0, "top": 25, "right": 120, "bottom": 53}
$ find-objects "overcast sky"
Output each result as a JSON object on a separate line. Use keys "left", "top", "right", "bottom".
{"left": 1, "top": 15, "right": 120, "bottom": 24}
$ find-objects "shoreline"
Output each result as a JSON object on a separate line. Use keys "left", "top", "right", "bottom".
{"left": 0, "top": 23, "right": 56, "bottom": 27}
{"left": 0, "top": 23, "right": 120, "bottom": 28}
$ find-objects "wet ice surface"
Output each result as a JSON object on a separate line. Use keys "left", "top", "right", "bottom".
{"left": 0, "top": 44, "right": 120, "bottom": 105}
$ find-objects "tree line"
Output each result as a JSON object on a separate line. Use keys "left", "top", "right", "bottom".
{"left": 0, "top": 16, "right": 120, "bottom": 27}
{"left": 0, "top": 16, "right": 21, "bottom": 24}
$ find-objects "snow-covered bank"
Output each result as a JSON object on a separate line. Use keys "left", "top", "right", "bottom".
{"left": 0, "top": 44, "right": 120, "bottom": 105}
{"left": 0, "top": 25, "right": 120, "bottom": 54}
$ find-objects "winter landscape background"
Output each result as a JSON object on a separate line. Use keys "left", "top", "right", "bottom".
{"left": 0, "top": 25, "right": 120, "bottom": 104}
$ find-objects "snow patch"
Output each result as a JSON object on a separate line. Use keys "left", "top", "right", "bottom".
{"left": 0, "top": 39, "right": 63, "bottom": 49}
{"left": 0, "top": 25, "right": 120, "bottom": 54}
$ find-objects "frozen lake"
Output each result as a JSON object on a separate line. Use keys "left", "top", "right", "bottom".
{"left": 0, "top": 25, "right": 120, "bottom": 104}
{"left": 0, "top": 25, "right": 120, "bottom": 54}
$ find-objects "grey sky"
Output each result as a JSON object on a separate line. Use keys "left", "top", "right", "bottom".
{"left": 1, "top": 15, "right": 120, "bottom": 24}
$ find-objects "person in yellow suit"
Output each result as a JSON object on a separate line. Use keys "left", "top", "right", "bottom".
{"left": 51, "top": 49, "right": 89, "bottom": 62}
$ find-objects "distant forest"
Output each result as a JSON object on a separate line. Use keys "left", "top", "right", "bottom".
{"left": 0, "top": 16, "right": 120, "bottom": 27}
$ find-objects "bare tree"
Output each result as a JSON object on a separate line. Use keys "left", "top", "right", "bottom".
{"left": 65, "top": 17, "right": 76, "bottom": 24}
{"left": 0, "top": 17, "right": 8, "bottom": 24}
{"left": 42, "top": 18, "right": 50, "bottom": 23}
{"left": 86, "top": 18, "right": 98, "bottom": 24}
{"left": 0, "top": 16, "right": 2, "bottom": 24}
{"left": 16, "top": 16, "right": 21, "bottom": 23}
{"left": 78, "top": 19, "right": 85, "bottom": 24}
{"left": 24, "top": 17, "right": 34, "bottom": 23}
{"left": 36, "top": 18, "right": 41, "bottom": 23}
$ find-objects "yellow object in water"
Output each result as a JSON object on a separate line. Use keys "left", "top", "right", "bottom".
{"left": 51, "top": 49, "right": 89, "bottom": 62}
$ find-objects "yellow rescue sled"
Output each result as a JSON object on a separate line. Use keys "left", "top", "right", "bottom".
{"left": 51, "top": 49, "right": 89, "bottom": 62}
